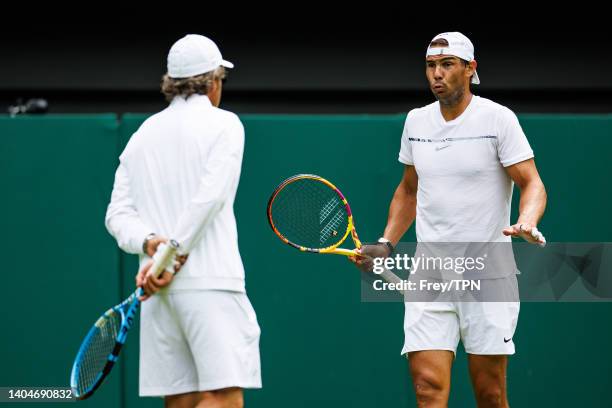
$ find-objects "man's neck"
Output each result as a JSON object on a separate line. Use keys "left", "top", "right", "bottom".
{"left": 439, "top": 92, "right": 473, "bottom": 122}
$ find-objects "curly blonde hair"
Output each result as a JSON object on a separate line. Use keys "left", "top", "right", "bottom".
{"left": 160, "top": 67, "right": 226, "bottom": 102}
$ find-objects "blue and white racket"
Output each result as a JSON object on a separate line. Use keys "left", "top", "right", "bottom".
{"left": 69, "top": 240, "right": 179, "bottom": 400}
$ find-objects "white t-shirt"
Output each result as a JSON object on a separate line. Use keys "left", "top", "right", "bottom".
{"left": 398, "top": 95, "right": 534, "bottom": 244}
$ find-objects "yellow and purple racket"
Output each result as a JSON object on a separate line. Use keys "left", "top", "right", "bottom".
{"left": 267, "top": 174, "right": 362, "bottom": 257}
{"left": 267, "top": 174, "right": 404, "bottom": 287}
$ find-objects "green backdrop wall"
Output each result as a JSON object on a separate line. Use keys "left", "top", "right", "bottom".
{"left": 1, "top": 113, "right": 610, "bottom": 407}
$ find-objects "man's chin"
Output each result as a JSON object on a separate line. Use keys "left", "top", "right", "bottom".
{"left": 431, "top": 88, "right": 446, "bottom": 101}
{"left": 432, "top": 92, "right": 447, "bottom": 103}
{"left": 433, "top": 88, "right": 464, "bottom": 106}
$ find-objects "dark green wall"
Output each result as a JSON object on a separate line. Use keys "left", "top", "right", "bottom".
{"left": 1, "top": 114, "right": 610, "bottom": 407}
{"left": 0, "top": 115, "right": 121, "bottom": 408}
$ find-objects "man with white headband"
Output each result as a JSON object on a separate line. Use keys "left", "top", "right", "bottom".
{"left": 352, "top": 32, "right": 547, "bottom": 406}
{"left": 106, "top": 34, "right": 261, "bottom": 407}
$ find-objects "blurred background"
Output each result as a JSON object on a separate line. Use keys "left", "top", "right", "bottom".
{"left": 1, "top": 6, "right": 611, "bottom": 408}
{"left": 1, "top": 7, "right": 610, "bottom": 114}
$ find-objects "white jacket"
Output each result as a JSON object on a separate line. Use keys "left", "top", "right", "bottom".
{"left": 105, "top": 94, "right": 246, "bottom": 292}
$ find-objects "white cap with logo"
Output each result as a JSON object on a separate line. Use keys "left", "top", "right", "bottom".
{"left": 167, "top": 34, "right": 234, "bottom": 79}
{"left": 426, "top": 32, "right": 480, "bottom": 85}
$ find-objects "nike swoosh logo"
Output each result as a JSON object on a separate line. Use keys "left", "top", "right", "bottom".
{"left": 435, "top": 145, "right": 450, "bottom": 151}
{"left": 504, "top": 337, "right": 512, "bottom": 343}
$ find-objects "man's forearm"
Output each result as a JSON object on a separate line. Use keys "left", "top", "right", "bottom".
{"left": 383, "top": 185, "right": 417, "bottom": 246}
{"left": 516, "top": 180, "right": 547, "bottom": 226}
{"left": 105, "top": 163, "right": 153, "bottom": 255}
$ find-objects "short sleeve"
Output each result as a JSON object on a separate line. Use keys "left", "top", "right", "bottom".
{"left": 398, "top": 112, "right": 414, "bottom": 165}
{"left": 497, "top": 107, "right": 534, "bottom": 167}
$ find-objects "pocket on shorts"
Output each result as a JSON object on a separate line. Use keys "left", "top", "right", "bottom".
{"left": 231, "top": 294, "right": 261, "bottom": 380}
{"left": 403, "top": 301, "right": 428, "bottom": 328}
{"left": 233, "top": 294, "right": 261, "bottom": 340}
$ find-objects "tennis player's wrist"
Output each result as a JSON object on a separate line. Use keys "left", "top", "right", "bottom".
{"left": 142, "top": 232, "right": 157, "bottom": 255}
{"left": 377, "top": 237, "right": 395, "bottom": 256}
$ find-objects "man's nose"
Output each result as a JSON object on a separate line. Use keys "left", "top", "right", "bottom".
{"left": 434, "top": 65, "right": 443, "bottom": 79}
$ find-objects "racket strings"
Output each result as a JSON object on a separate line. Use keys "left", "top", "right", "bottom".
{"left": 75, "top": 312, "right": 121, "bottom": 394}
{"left": 271, "top": 179, "right": 349, "bottom": 249}
{"left": 320, "top": 209, "right": 345, "bottom": 244}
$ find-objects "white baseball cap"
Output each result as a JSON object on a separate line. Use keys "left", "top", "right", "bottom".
{"left": 167, "top": 34, "right": 234, "bottom": 79}
{"left": 426, "top": 32, "right": 480, "bottom": 85}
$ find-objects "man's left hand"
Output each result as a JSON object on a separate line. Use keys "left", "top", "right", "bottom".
{"left": 502, "top": 223, "right": 546, "bottom": 247}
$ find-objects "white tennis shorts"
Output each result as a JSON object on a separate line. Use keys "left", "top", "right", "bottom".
{"left": 139, "top": 290, "right": 262, "bottom": 397}
{"left": 402, "top": 276, "right": 520, "bottom": 356}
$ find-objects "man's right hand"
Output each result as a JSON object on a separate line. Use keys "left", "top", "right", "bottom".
{"left": 145, "top": 234, "right": 189, "bottom": 273}
{"left": 145, "top": 235, "right": 168, "bottom": 257}
{"left": 348, "top": 243, "right": 391, "bottom": 272}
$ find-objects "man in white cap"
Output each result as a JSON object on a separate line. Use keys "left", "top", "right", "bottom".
{"left": 105, "top": 34, "right": 261, "bottom": 407}
{"left": 351, "top": 32, "right": 547, "bottom": 406}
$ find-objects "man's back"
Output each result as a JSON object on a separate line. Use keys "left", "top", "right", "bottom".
{"left": 107, "top": 94, "right": 247, "bottom": 291}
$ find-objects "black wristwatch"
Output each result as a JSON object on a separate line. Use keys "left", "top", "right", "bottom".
{"left": 377, "top": 237, "right": 395, "bottom": 256}
{"left": 142, "top": 232, "right": 156, "bottom": 255}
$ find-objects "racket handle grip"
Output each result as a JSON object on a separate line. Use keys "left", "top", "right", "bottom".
{"left": 148, "top": 240, "right": 180, "bottom": 278}
{"left": 378, "top": 268, "right": 409, "bottom": 298}
{"left": 379, "top": 268, "right": 403, "bottom": 286}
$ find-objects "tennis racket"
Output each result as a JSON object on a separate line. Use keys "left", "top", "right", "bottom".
{"left": 69, "top": 240, "right": 179, "bottom": 400}
{"left": 267, "top": 174, "right": 403, "bottom": 285}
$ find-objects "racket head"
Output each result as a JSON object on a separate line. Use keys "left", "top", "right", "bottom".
{"left": 267, "top": 174, "right": 360, "bottom": 253}
{"left": 70, "top": 289, "right": 142, "bottom": 400}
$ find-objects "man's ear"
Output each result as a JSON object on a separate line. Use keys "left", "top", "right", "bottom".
{"left": 208, "top": 79, "right": 219, "bottom": 93}
{"left": 207, "top": 78, "right": 218, "bottom": 96}
{"left": 468, "top": 59, "right": 478, "bottom": 77}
